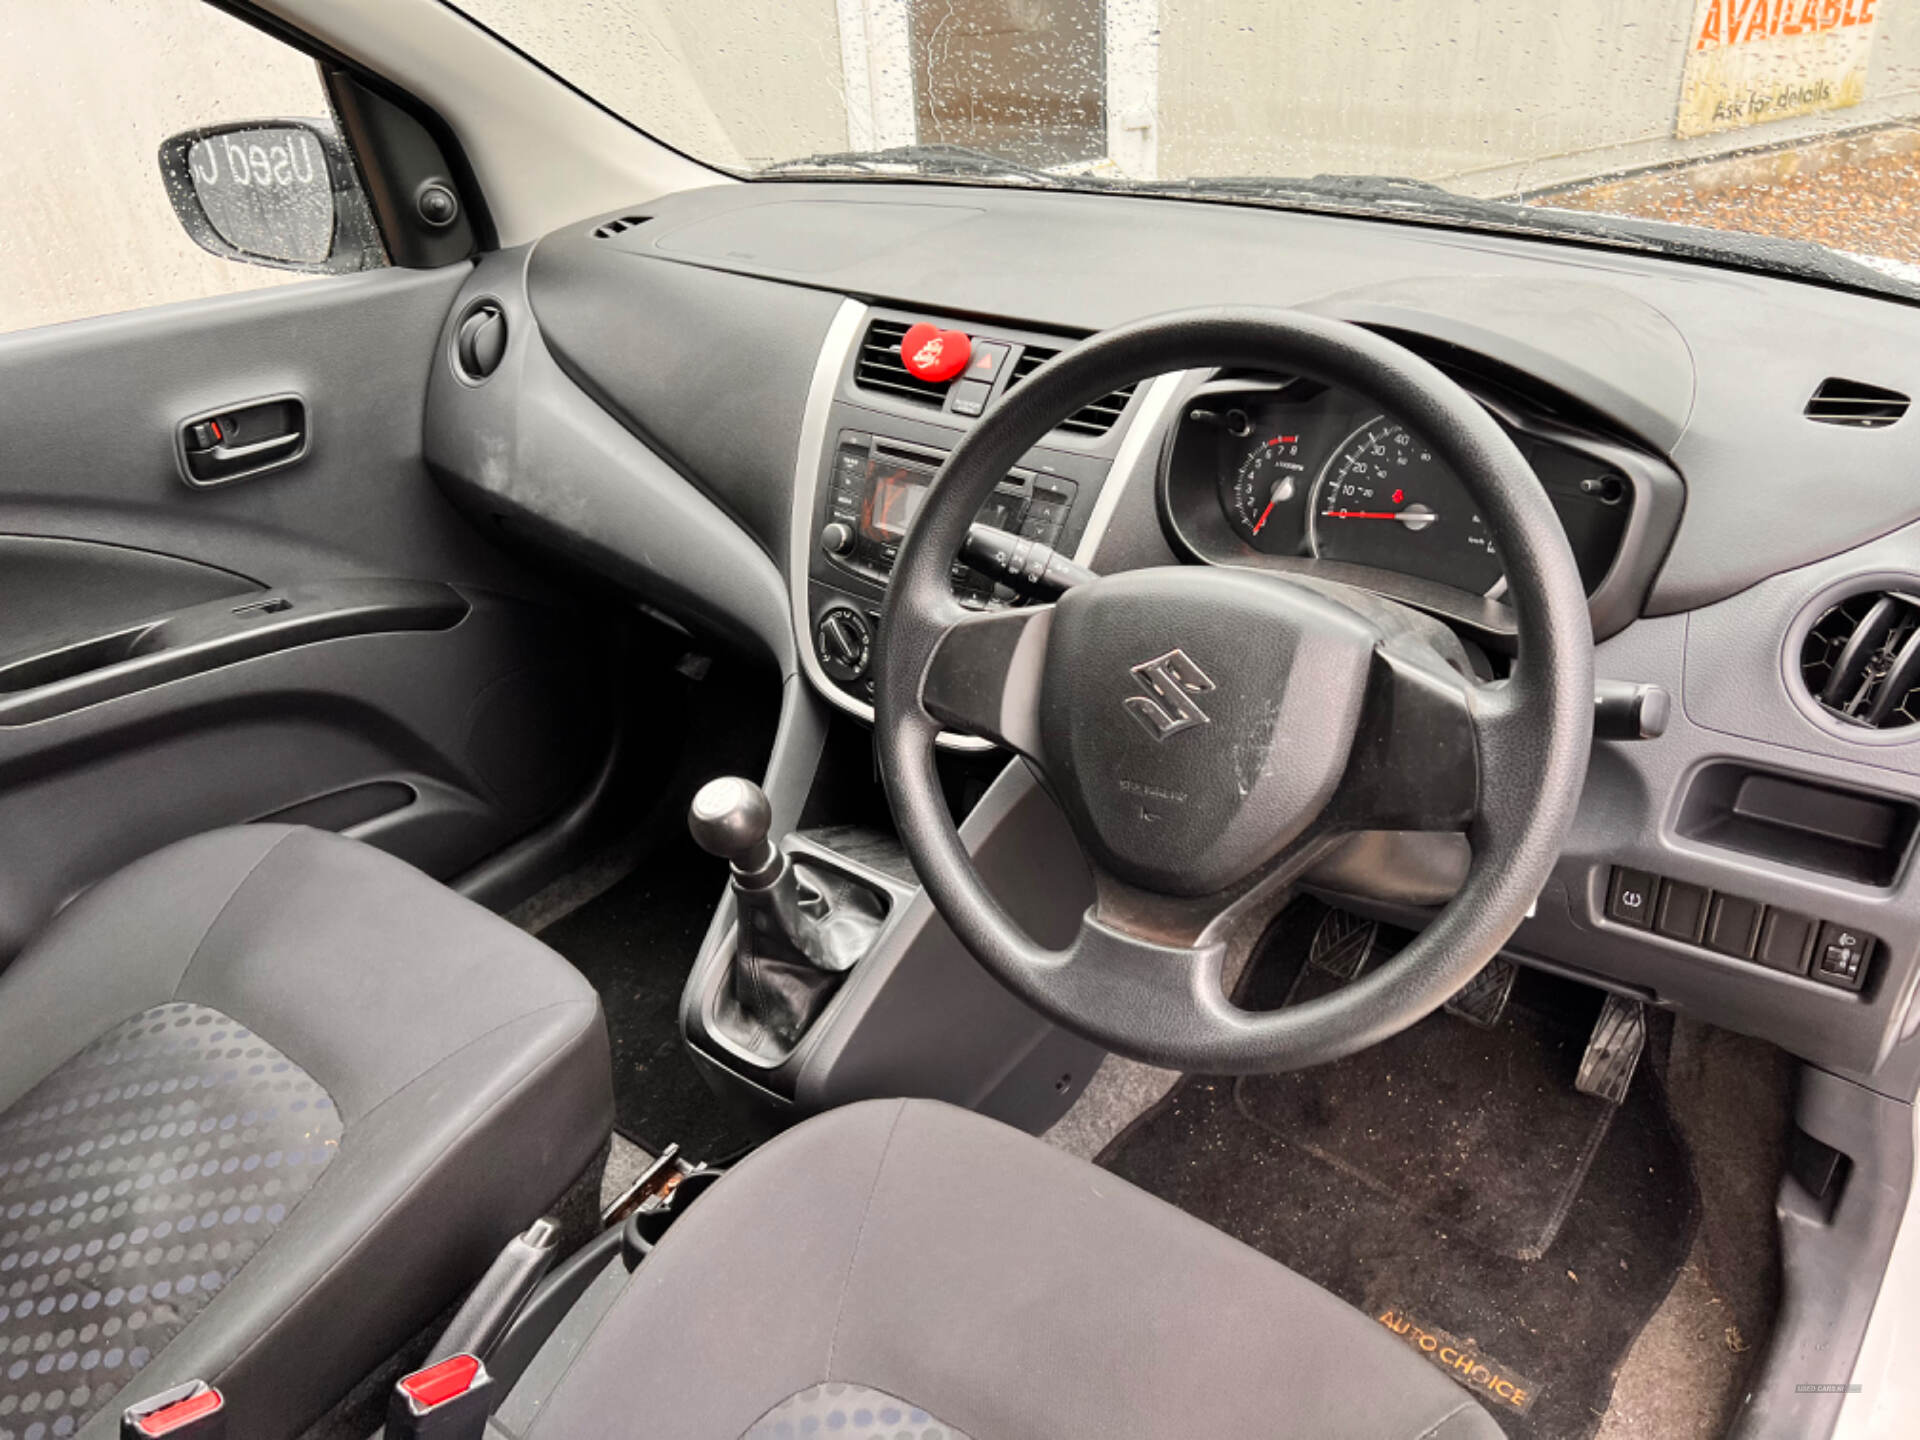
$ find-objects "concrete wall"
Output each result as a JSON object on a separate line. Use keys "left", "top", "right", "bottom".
{"left": 457, "top": 0, "right": 852, "bottom": 169}
{"left": 0, "top": 0, "right": 316, "bottom": 334}
{"left": 1153, "top": 0, "right": 1920, "bottom": 195}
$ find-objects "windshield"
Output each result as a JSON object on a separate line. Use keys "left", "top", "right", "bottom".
{"left": 451, "top": 0, "right": 1920, "bottom": 297}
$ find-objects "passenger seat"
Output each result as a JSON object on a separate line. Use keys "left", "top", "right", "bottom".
{"left": 0, "top": 825, "right": 612, "bottom": 1439}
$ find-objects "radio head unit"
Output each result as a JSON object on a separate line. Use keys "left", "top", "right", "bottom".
{"left": 818, "top": 432, "right": 1077, "bottom": 605}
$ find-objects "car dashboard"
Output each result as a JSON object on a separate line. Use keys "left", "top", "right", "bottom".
{"left": 421, "top": 178, "right": 1920, "bottom": 1103}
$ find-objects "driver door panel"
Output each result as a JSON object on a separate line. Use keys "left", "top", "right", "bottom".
{"left": 0, "top": 267, "right": 611, "bottom": 962}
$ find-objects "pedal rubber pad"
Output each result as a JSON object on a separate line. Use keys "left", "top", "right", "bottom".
{"left": 1575, "top": 994, "right": 1646, "bottom": 1105}
{"left": 1309, "top": 909, "right": 1380, "bottom": 982}
{"left": 1444, "top": 957, "right": 1517, "bottom": 1028}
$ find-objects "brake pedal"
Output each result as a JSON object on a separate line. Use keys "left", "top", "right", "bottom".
{"left": 1575, "top": 994, "right": 1646, "bottom": 1105}
{"left": 1309, "top": 908, "right": 1380, "bottom": 982}
{"left": 1444, "top": 957, "right": 1517, "bottom": 1028}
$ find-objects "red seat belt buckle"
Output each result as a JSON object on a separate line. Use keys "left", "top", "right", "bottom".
{"left": 121, "top": 1380, "right": 225, "bottom": 1439}
{"left": 388, "top": 1353, "right": 494, "bottom": 1440}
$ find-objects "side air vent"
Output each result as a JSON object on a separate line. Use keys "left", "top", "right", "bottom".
{"left": 1800, "top": 589, "right": 1920, "bottom": 730}
{"left": 1805, "top": 377, "right": 1910, "bottom": 428}
{"left": 592, "top": 214, "right": 651, "bottom": 239}
{"left": 853, "top": 319, "right": 952, "bottom": 404}
{"left": 1005, "top": 345, "right": 1139, "bottom": 437}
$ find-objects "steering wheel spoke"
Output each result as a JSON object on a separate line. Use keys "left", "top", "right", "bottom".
{"left": 1320, "top": 642, "right": 1482, "bottom": 836}
{"left": 920, "top": 604, "right": 1054, "bottom": 760}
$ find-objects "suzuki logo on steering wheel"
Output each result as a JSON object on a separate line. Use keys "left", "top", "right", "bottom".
{"left": 1125, "top": 649, "right": 1216, "bottom": 741}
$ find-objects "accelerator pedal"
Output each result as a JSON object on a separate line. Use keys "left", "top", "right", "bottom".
{"left": 1575, "top": 994, "right": 1646, "bottom": 1105}
{"left": 1444, "top": 957, "right": 1518, "bottom": 1028}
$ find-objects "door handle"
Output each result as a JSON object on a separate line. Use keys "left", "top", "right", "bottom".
{"left": 177, "top": 394, "right": 308, "bottom": 487}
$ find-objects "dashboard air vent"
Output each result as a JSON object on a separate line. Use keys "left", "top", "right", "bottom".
{"left": 1799, "top": 589, "right": 1920, "bottom": 730}
{"left": 592, "top": 214, "right": 650, "bottom": 239}
{"left": 1005, "top": 345, "right": 1138, "bottom": 437}
{"left": 854, "top": 319, "right": 952, "bottom": 404}
{"left": 1805, "top": 377, "right": 1909, "bottom": 428}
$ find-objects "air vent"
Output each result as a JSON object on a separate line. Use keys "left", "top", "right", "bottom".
{"left": 1005, "top": 345, "right": 1139, "bottom": 437}
{"left": 1799, "top": 589, "right": 1920, "bottom": 730}
{"left": 592, "top": 214, "right": 650, "bottom": 239}
{"left": 1805, "top": 378, "right": 1910, "bottom": 428}
{"left": 853, "top": 319, "right": 953, "bottom": 404}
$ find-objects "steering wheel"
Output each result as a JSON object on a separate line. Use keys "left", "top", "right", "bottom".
{"left": 874, "top": 309, "right": 1593, "bottom": 1073}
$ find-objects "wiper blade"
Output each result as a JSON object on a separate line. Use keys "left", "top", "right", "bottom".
{"left": 757, "top": 144, "right": 1070, "bottom": 187}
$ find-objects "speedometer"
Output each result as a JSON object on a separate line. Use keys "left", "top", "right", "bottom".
{"left": 1309, "top": 418, "right": 1503, "bottom": 595}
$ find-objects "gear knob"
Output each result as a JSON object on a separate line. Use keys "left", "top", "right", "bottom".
{"left": 689, "top": 776, "right": 778, "bottom": 878}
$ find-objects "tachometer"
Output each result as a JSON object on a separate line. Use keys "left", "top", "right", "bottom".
{"left": 1222, "top": 433, "right": 1311, "bottom": 553}
{"left": 1309, "top": 418, "right": 1502, "bottom": 595}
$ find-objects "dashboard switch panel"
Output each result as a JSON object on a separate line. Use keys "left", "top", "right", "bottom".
{"left": 1704, "top": 894, "right": 1763, "bottom": 959}
{"left": 1813, "top": 922, "right": 1874, "bottom": 991}
{"left": 1755, "top": 910, "right": 1816, "bottom": 975}
{"left": 1602, "top": 867, "right": 1874, "bottom": 992}
{"left": 1606, "top": 867, "right": 1656, "bottom": 929}
{"left": 1655, "top": 881, "right": 1710, "bottom": 944}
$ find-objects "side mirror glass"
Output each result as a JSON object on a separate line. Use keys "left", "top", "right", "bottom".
{"left": 159, "top": 120, "right": 383, "bottom": 274}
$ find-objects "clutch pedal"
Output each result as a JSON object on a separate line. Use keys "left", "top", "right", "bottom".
{"left": 1575, "top": 994, "right": 1646, "bottom": 1105}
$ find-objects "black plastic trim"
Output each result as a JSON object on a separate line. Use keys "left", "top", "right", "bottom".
{"left": 0, "top": 579, "right": 466, "bottom": 726}
{"left": 206, "top": 1, "right": 498, "bottom": 254}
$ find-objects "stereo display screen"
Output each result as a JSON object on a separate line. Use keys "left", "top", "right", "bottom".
{"left": 860, "top": 460, "right": 932, "bottom": 543}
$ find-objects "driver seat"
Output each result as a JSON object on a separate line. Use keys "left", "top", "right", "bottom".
{"left": 514, "top": 1097, "right": 1502, "bottom": 1439}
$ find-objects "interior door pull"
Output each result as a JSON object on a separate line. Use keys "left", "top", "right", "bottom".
{"left": 177, "top": 394, "right": 309, "bottom": 487}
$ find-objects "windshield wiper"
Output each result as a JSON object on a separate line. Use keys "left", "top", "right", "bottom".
{"left": 757, "top": 144, "right": 1071, "bottom": 188}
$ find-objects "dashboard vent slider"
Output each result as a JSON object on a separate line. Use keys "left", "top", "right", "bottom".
{"left": 1805, "top": 378, "right": 1909, "bottom": 428}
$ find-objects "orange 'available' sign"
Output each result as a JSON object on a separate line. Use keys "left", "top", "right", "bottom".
{"left": 1678, "top": 0, "right": 1887, "bottom": 136}
{"left": 1695, "top": 0, "right": 1880, "bottom": 50}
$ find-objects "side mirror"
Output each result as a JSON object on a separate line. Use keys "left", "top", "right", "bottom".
{"left": 159, "top": 120, "right": 383, "bottom": 274}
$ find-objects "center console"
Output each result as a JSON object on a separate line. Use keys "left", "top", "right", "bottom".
{"left": 796, "top": 306, "right": 1159, "bottom": 729}
{"left": 670, "top": 302, "right": 1179, "bottom": 1156}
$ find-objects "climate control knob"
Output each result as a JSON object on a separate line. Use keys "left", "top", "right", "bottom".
{"left": 814, "top": 604, "right": 872, "bottom": 684}
{"left": 819, "top": 521, "right": 856, "bottom": 558}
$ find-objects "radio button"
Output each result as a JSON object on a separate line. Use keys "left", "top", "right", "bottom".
{"left": 820, "top": 522, "right": 856, "bottom": 558}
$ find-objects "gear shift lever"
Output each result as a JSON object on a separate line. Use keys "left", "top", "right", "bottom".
{"left": 689, "top": 777, "right": 886, "bottom": 1053}
{"left": 689, "top": 776, "right": 780, "bottom": 886}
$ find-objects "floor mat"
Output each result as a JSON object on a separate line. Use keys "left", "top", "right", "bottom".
{"left": 1237, "top": 975, "right": 1618, "bottom": 1262}
{"left": 539, "top": 837, "right": 754, "bottom": 1161}
{"left": 1099, "top": 913, "right": 1698, "bottom": 1440}
{"left": 533, "top": 657, "right": 779, "bottom": 1163}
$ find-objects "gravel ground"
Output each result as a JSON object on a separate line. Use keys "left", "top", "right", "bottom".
{"left": 1537, "top": 126, "right": 1920, "bottom": 268}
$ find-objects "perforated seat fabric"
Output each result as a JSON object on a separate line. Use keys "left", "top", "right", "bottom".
{"left": 0, "top": 826, "right": 612, "bottom": 1440}
{"left": 519, "top": 1098, "right": 1500, "bottom": 1440}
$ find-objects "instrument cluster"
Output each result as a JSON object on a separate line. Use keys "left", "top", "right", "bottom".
{"left": 1158, "top": 373, "right": 1667, "bottom": 635}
